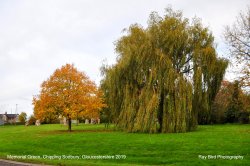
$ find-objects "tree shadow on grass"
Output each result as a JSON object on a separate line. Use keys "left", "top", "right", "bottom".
{"left": 41, "top": 129, "right": 114, "bottom": 135}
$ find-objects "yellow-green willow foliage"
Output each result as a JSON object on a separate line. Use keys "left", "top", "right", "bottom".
{"left": 101, "top": 8, "right": 228, "bottom": 133}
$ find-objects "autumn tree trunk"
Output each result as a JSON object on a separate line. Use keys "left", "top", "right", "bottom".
{"left": 68, "top": 117, "right": 72, "bottom": 132}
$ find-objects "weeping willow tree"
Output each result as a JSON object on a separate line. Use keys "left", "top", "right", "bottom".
{"left": 101, "top": 8, "right": 228, "bottom": 133}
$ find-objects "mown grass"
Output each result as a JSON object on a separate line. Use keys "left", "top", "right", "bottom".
{"left": 0, "top": 124, "right": 249, "bottom": 165}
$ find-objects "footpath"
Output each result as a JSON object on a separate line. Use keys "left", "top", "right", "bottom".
{"left": 0, "top": 159, "right": 50, "bottom": 166}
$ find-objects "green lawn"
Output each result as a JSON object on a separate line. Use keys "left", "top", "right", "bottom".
{"left": 0, "top": 124, "right": 249, "bottom": 166}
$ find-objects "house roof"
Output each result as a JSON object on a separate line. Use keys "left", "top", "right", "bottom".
{"left": 6, "top": 114, "right": 18, "bottom": 118}
{"left": 0, "top": 114, "right": 18, "bottom": 118}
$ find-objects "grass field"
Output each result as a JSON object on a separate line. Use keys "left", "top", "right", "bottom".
{"left": 0, "top": 124, "right": 249, "bottom": 166}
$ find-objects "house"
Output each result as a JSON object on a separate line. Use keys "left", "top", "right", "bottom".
{"left": 58, "top": 115, "right": 100, "bottom": 125}
{"left": 0, "top": 112, "right": 19, "bottom": 125}
{"left": 0, "top": 116, "right": 4, "bottom": 125}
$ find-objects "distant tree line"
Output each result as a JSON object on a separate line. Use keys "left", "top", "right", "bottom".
{"left": 211, "top": 80, "right": 250, "bottom": 124}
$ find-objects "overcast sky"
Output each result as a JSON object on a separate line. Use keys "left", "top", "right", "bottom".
{"left": 0, "top": 0, "right": 249, "bottom": 116}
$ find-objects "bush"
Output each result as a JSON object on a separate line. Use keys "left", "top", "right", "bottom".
{"left": 239, "top": 111, "right": 250, "bottom": 124}
{"left": 28, "top": 115, "right": 36, "bottom": 125}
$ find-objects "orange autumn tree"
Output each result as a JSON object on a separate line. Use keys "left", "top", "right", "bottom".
{"left": 33, "top": 64, "right": 105, "bottom": 131}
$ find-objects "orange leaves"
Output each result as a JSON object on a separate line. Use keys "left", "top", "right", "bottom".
{"left": 33, "top": 64, "right": 105, "bottom": 121}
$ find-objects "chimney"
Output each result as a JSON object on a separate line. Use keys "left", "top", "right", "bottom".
{"left": 5, "top": 112, "right": 7, "bottom": 115}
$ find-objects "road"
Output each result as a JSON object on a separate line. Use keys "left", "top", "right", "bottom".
{"left": 0, "top": 159, "right": 50, "bottom": 166}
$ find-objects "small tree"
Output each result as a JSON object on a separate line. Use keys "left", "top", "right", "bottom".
{"left": 238, "top": 88, "right": 250, "bottom": 124}
{"left": 18, "top": 112, "right": 27, "bottom": 124}
{"left": 225, "top": 81, "right": 243, "bottom": 123}
{"left": 33, "top": 64, "right": 105, "bottom": 131}
{"left": 211, "top": 81, "right": 234, "bottom": 123}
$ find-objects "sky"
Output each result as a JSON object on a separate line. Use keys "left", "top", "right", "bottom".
{"left": 0, "top": 0, "right": 249, "bottom": 116}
